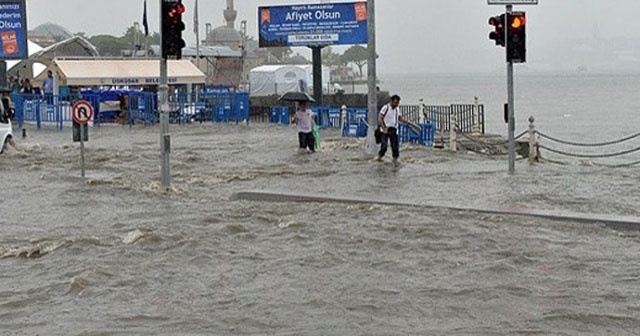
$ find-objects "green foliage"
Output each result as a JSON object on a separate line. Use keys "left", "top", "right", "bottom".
{"left": 88, "top": 35, "right": 129, "bottom": 56}
{"left": 321, "top": 46, "right": 345, "bottom": 66}
{"left": 88, "top": 24, "right": 160, "bottom": 56}
{"left": 270, "top": 47, "right": 292, "bottom": 62}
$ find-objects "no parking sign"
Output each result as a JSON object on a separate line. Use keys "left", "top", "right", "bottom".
{"left": 72, "top": 100, "right": 94, "bottom": 124}
{"left": 72, "top": 100, "right": 93, "bottom": 179}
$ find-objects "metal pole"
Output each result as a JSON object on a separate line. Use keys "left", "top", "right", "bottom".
{"left": 0, "top": 60, "right": 6, "bottom": 88}
{"left": 195, "top": 0, "right": 200, "bottom": 64}
{"left": 159, "top": 64, "right": 171, "bottom": 189}
{"left": 311, "top": 46, "right": 323, "bottom": 104}
{"left": 365, "top": 0, "right": 377, "bottom": 155}
{"left": 160, "top": 59, "right": 171, "bottom": 186}
{"left": 159, "top": 0, "right": 171, "bottom": 187}
{"left": 80, "top": 126, "right": 85, "bottom": 179}
{"left": 506, "top": 5, "right": 515, "bottom": 174}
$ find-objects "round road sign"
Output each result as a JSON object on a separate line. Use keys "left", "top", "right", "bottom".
{"left": 72, "top": 100, "right": 94, "bottom": 124}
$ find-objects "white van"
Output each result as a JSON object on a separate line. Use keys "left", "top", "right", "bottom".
{"left": 0, "top": 95, "right": 13, "bottom": 154}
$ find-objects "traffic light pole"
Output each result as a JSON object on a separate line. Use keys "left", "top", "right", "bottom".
{"left": 160, "top": 58, "right": 171, "bottom": 187}
{"left": 506, "top": 5, "right": 516, "bottom": 174}
{"left": 159, "top": 0, "right": 171, "bottom": 187}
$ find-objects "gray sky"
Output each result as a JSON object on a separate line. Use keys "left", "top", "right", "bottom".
{"left": 26, "top": 0, "right": 640, "bottom": 74}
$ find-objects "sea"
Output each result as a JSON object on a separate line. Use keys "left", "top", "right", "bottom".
{"left": 1, "top": 72, "right": 639, "bottom": 335}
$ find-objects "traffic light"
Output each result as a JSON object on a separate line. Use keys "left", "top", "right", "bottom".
{"left": 507, "top": 11, "right": 526, "bottom": 63}
{"left": 161, "top": 0, "right": 186, "bottom": 59}
{"left": 488, "top": 14, "right": 506, "bottom": 47}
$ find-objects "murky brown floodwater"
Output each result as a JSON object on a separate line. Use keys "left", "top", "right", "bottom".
{"left": 1, "top": 122, "right": 639, "bottom": 335}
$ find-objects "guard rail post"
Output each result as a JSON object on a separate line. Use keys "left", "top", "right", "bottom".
{"left": 472, "top": 96, "right": 481, "bottom": 137}
{"left": 450, "top": 111, "right": 457, "bottom": 152}
{"left": 528, "top": 115, "right": 537, "bottom": 164}
{"left": 340, "top": 104, "right": 347, "bottom": 134}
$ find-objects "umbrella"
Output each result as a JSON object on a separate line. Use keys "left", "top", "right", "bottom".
{"left": 279, "top": 91, "right": 316, "bottom": 103}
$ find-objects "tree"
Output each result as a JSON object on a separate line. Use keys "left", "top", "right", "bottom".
{"left": 88, "top": 24, "right": 160, "bottom": 56}
{"left": 322, "top": 46, "right": 344, "bottom": 66}
{"left": 269, "top": 47, "right": 292, "bottom": 62}
{"left": 341, "top": 45, "right": 377, "bottom": 78}
{"left": 89, "top": 35, "right": 129, "bottom": 56}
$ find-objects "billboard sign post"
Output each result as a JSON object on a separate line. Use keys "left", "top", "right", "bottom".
{"left": 0, "top": 0, "right": 27, "bottom": 59}
{"left": 0, "top": 0, "right": 27, "bottom": 88}
{"left": 488, "top": 0, "right": 538, "bottom": 4}
{"left": 258, "top": 2, "right": 368, "bottom": 48}
{"left": 258, "top": 2, "right": 368, "bottom": 107}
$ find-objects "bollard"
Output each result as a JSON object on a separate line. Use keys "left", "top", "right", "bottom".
{"left": 472, "top": 96, "right": 481, "bottom": 137}
{"left": 450, "top": 112, "right": 457, "bottom": 152}
{"left": 418, "top": 98, "right": 425, "bottom": 124}
{"left": 340, "top": 104, "right": 347, "bottom": 133}
{"left": 22, "top": 128, "right": 26, "bottom": 138}
{"left": 528, "top": 116, "right": 537, "bottom": 164}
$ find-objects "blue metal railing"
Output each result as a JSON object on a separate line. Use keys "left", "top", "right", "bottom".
{"left": 11, "top": 91, "right": 250, "bottom": 129}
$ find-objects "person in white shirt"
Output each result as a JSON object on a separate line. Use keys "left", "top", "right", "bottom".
{"left": 376, "top": 95, "right": 408, "bottom": 162}
{"left": 292, "top": 100, "right": 316, "bottom": 153}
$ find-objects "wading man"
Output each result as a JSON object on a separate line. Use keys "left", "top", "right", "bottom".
{"left": 376, "top": 95, "right": 409, "bottom": 162}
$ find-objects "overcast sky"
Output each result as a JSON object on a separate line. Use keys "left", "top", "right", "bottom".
{"left": 25, "top": 0, "right": 640, "bottom": 74}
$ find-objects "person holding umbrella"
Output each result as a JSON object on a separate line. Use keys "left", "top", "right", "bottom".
{"left": 292, "top": 99, "right": 316, "bottom": 153}
{"left": 281, "top": 92, "right": 317, "bottom": 153}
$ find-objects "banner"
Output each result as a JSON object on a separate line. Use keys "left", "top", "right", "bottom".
{"left": 259, "top": 2, "right": 367, "bottom": 48}
{"left": 0, "top": 0, "right": 27, "bottom": 59}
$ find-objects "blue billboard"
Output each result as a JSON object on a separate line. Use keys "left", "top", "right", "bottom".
{"left": 0, "top": 0, "right": 27, "bottom": 59}
{"left": 259, "top": 2, "right": 368, "bottom": 47}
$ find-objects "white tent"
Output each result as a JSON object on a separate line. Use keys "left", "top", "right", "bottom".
{"left": 296, "top": 65, "right": 331, "bottom": 93}
{"left": 249, "top": 65, "right": 307, "bottom": 97}
{"left": 35, "top": 59, "right": 206, "bottom": 87}
{"left": 7, "top": 40, "right": 44, "bottom": 69}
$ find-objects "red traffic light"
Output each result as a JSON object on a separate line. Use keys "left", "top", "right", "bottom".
{"left": 488, "top": 16, "right": 503, "bottom": 28}
{"left": 162, "top": 0, "right": 186, "bottom": 59}
{"left": 170, "top": 3, "right": 185, "bottom": 16}
{"left": 168, "top": 3, "right": 185, "bottom": 21}
{"left": 488, "top": 14, "right": 506, "bottom": 47}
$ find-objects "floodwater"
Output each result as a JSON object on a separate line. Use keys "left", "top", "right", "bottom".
{"left": 1, "top": 122, "right": 639, "bottom": 335}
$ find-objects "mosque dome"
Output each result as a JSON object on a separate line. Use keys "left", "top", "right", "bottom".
{"left": 30, "top": 23, "right": 73, "bottom": 40}
{"left": 206, "top": 26, "right": 242, "bottom": 45}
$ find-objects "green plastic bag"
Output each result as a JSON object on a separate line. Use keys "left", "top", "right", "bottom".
{"left": 312, "top": 124, "right": 321, "bottom": 150}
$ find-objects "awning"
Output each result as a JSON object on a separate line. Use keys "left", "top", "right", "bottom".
{"left": 36, "top": 59, "right": 206, "bottom": 86}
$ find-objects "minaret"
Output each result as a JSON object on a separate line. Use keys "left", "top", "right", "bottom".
{"left": 224, "top": 0, "right": 237, "bottom": 29}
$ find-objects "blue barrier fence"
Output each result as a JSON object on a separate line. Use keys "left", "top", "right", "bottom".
{"left": 272, "top": 105, "right": 436, "bottom": 146}
{"left": 11, "top": 90, "right": 250, "bottom": 129}
{"left": 269, "top": 106, "right": 290, "bottom": 125}
{"left": 12, "top": 93, "right": 102, "bottom": 130}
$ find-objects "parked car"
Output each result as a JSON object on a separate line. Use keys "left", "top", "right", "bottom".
{"left": 1, "top": 90, "right": 13, "bottom": 153}
{"left": 0, "top": 112, "right": 12, "bottom": 154}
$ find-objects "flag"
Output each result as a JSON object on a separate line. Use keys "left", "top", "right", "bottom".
{"left": 142, "top": 0, "right": 149, "bottom": 36}
{"left": 193, "top": 0, "right": 199, "bottom": 35}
